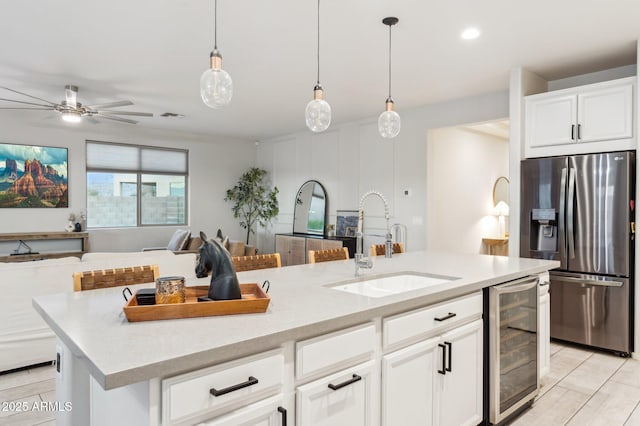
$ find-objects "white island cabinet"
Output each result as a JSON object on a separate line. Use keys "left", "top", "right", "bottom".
{"left": 34, "top": 251, "right": 559, "bottom": 426}
{"left": 381, "top": 292, "right": 483, "bottom": 426}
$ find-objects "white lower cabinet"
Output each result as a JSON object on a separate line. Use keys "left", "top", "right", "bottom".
{"left": 199, "top": 394, "right": 290, "bottom": 426}
{"left": 297, "top": 360, "right": 378, "bottom": 426}
{"left": 539, "top": 284, "right": 551, "bottom": 377}
{"left": 381, "top": 320, "right": 483, "bottom": 426}
{"left": 382, "top": 337, "right": 438, "bottom": 425}
{"left": 436, "top": 320, "right": 483, "bottom": 426}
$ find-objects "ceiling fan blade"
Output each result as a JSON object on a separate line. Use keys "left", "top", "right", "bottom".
{"left": 96, "top": 110, "right": 153, "bottom": 117}
{"left": 0, "top": 107, "right": 54, "bottom": 110}
{"left": 0, "top": 97, "right": 54, "bottom": 108}
{"left": 86, "top": 100, "right": 133, "bottom": 109}
{"left": 96, "top": 114, "right": 138, "bottom": 124}
{"left": 0, "top": 86, "right": 57, "bottom": 106}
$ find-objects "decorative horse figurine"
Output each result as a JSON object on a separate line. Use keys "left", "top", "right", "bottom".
{"left": 195, "top": 231, "right": 242, "bottom": 300}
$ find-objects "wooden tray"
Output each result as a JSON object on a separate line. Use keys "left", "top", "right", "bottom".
{"left": 123, "top": 284, "right": 270, "bottom": 322}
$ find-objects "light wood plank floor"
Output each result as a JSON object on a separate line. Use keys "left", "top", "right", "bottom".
{"left": 513, "top": 342, "right": 640, "bottom": 426}
{"left": 0, "top": 342, "right": 638, "bottom": 425}
{"left": 0, "top": 363, "right": 56, "bottom": 426}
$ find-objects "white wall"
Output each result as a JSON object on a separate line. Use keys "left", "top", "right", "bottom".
{"left": 426, "top": 126, "right": 508, "bottom": 254}
{"left": 0, "top": 113, "right": 256, "bottom": 252}
{"left": 256, "top": 91, "right": 509, "bottom": 254}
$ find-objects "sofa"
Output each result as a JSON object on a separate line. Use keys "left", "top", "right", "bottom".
{"left": 144, "top": 229, "right": 258, "bottom": 256}
{"left": 0, "top": 250, "right": 205, "bottom": 373}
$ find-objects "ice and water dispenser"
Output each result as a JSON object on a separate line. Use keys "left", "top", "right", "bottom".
{"left": 530, "top": 208, "right": 557, "bottom": 253}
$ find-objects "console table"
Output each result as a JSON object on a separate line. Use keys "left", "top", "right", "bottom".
{"left": 0, "top": 232, "right": 89, "bottom": 262}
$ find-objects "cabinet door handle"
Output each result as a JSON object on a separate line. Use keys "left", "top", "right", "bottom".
{"left": 277, "top": 406, "right": 287, "bottom": 426}
{"left": 445, "top": 341, "right": 452, "bottom": 372}
{"left": 328, "top": 374, "right": 362, "bottom": 391}
{"left": 434, "top": 312, "right": 456, "bottom": 322}
{"left": 571, "top": 124, "right": 575, "bottom": 140}
{"left": 210, "top": 376, "right": 259, "bottom": 397}
{"left": 438, "top": 343, "right": 447, "bottom": 375}
{"left": 577, "top": 123, "right": 581, "bottom": 140}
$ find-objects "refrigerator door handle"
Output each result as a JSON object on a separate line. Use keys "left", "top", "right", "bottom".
{"left": 567, "top": 168, "right": 576, "bottom": 259}
{"left": 559, "top": 167, "right": 568, "bottom": 265}
{"left": 552, "top": 275, "right": 623, "bottom": 287}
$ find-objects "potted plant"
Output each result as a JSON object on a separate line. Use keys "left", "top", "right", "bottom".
{"left": 225, "top": 168, "right": 279, "bottom": 245}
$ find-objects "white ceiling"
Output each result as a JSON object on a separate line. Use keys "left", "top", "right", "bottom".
{"left": 1, "top": 0, "right": 639, "bottom": 140}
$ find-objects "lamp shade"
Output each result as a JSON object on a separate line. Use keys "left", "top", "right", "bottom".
{"left": 495, "top": 201, "right": 509, "bottom": 217}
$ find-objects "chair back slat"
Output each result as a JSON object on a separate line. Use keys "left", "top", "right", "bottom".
{"left": 308, "top": 247, "right": 349, "bottom": 264}
{"left": 232, "top": 253, "right": 282, "bottom": 272}
{"left": 73, "top": 264, "right": 159, "bottom": 291}
{"left": 370, "top": 243, "right": 404, "bottom": 257}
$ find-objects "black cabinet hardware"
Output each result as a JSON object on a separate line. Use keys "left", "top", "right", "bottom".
{"left": 328, "top": 374, "right": 362, "bottom": 390}
{"left": 210, "top": 376, "right": 259, "bottom": 397}
{"left": 434, "top": 312, "right": 457, "bottom": 322}
{"left": 571, "top": 124, "right": 575, "bottom": 140}
{"left": 438, "top": 343, "right": 447, "bottom": 375}
{"left": 277, "top": 406, "right": 287, "bottom": 426}
{"left": 577, "top": 123, "right": 581, "bottom": 140}
{"left": 445, "top": 341, "right": 452, "bottom": 372}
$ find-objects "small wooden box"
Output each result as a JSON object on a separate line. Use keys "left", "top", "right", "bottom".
{"left": 123, "top": 284, "right": 270, "bottom": 322}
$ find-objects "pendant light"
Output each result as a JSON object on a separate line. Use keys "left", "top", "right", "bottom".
{"left": 200, "top": 0, "right": 233, "bottom": 109}
{"left": 378, "top": 17, "right": 400, "bottom": 139}
{"left": 305, "top": 0, "right": 331, "bottom": 132}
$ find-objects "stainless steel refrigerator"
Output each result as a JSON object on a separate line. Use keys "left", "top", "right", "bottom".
{"left": 520, "top": 151, "right": 635, "bottom": 354}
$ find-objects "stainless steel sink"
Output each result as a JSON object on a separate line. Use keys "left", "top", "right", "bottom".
{"left": 329, "top": 273, "right": 458, "bottom": 298}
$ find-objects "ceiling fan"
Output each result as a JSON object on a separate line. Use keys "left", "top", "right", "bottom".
{"left": 0, "top": 85, "right": 153, "bottom": 124}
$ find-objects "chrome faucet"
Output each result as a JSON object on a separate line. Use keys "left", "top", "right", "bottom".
{"left": 355, "top": 190, "right": 392, "bottom": 276}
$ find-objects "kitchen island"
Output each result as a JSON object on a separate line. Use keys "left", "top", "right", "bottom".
{"left": 33, "top": 251, "right": 558, "bottom": 426}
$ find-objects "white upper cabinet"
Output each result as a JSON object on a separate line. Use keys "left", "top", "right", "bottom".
{"left": 577, "top": 83, "right": 633, "bottom": 142}
{"left": 527, "top": 94, "right": 577, "bottom": 148}
{"left": 525, "top": 77, "right": 635, "bottom": 158}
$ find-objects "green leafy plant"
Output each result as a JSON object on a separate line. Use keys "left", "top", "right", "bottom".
{"left": 225, "top": 168, "right": 279, "bottom": 244}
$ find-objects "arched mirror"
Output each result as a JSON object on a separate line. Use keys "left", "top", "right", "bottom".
{"left": 293, "top": 180, "right": 327, "bottom": 235}
{"left": 493, "top": 176, "right": 510, "bottom": 207}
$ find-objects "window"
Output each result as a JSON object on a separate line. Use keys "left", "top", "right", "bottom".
{"left": 86, "top": 141, "right": 188, "bottom": 228}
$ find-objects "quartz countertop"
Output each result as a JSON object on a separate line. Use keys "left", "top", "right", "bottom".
{"left": 33, "top": 251, "right": 558, "bottom": 390}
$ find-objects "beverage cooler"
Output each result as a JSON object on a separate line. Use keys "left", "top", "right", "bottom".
{"left": 487, "top": 276, "right": 539, "bottom": 424}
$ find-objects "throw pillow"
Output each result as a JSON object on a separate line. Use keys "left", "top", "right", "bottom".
{"left": 167, "top": 229, "right": 191, "bottom": 251}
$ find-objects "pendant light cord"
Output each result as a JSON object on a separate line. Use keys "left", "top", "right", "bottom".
{"left": 388, "top": 23, "right": 392, "bottom": 99}
{"left": 316, "top": 0, "right": 320, "bottom": 85}
{"left": 214, "top": 0, "right": 218, "bottom": 50}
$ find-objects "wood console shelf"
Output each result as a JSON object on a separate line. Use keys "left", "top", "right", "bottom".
{"left": 0, "top": 231, "right": 89, "bottom": 262}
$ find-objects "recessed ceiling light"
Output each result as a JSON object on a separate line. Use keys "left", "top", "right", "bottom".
{"left": 461, "top": 27, "right": 480, "bottom": 40}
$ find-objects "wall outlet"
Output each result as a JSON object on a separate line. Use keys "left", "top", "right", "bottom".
{"left": 403, "top": 188, "right": 412, "bottom": 197}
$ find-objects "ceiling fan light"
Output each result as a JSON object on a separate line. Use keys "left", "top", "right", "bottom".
{"left": 61, "top": 110, "right": 82, "bottom": 123}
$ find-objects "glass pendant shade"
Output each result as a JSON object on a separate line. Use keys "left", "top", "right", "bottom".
{"left": 200, "top": 52, "right": 233, "bottom": 109}
{"left": 378, "top": 100, "right": 400, "bottom": 138}
{"left": 305, "top": 86, "right": 331, "bottom": 132}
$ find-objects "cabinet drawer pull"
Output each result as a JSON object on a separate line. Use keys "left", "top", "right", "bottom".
{"left": 571, "top": 124, "right": 575, "bottom": 140}
{"left": 328, "top": 374, "right": 362, "bottom": 391}
{"left": 209, "top": 376, "right": 259, "bottom": 397}
{"left": 277, "top": 406, "right": 287, "bottom": 426}
{"left": 438, "top": 343, "right": 446, "bottom": 375}
{"left": 445, "top": 341, "right": 452, "bottom": 372}
{"left": 577, "top": 123, "right": 581, "bottom": 140}
{"left": 434, "top": 312, "right": 457, "bottom": 322}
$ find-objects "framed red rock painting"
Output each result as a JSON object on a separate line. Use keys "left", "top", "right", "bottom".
{"left": 0, "top": 142, "right": 68, "bottom": 208}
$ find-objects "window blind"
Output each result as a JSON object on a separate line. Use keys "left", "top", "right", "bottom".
{"left": 86, "top": 141, "right": 187, "bottom": 174}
